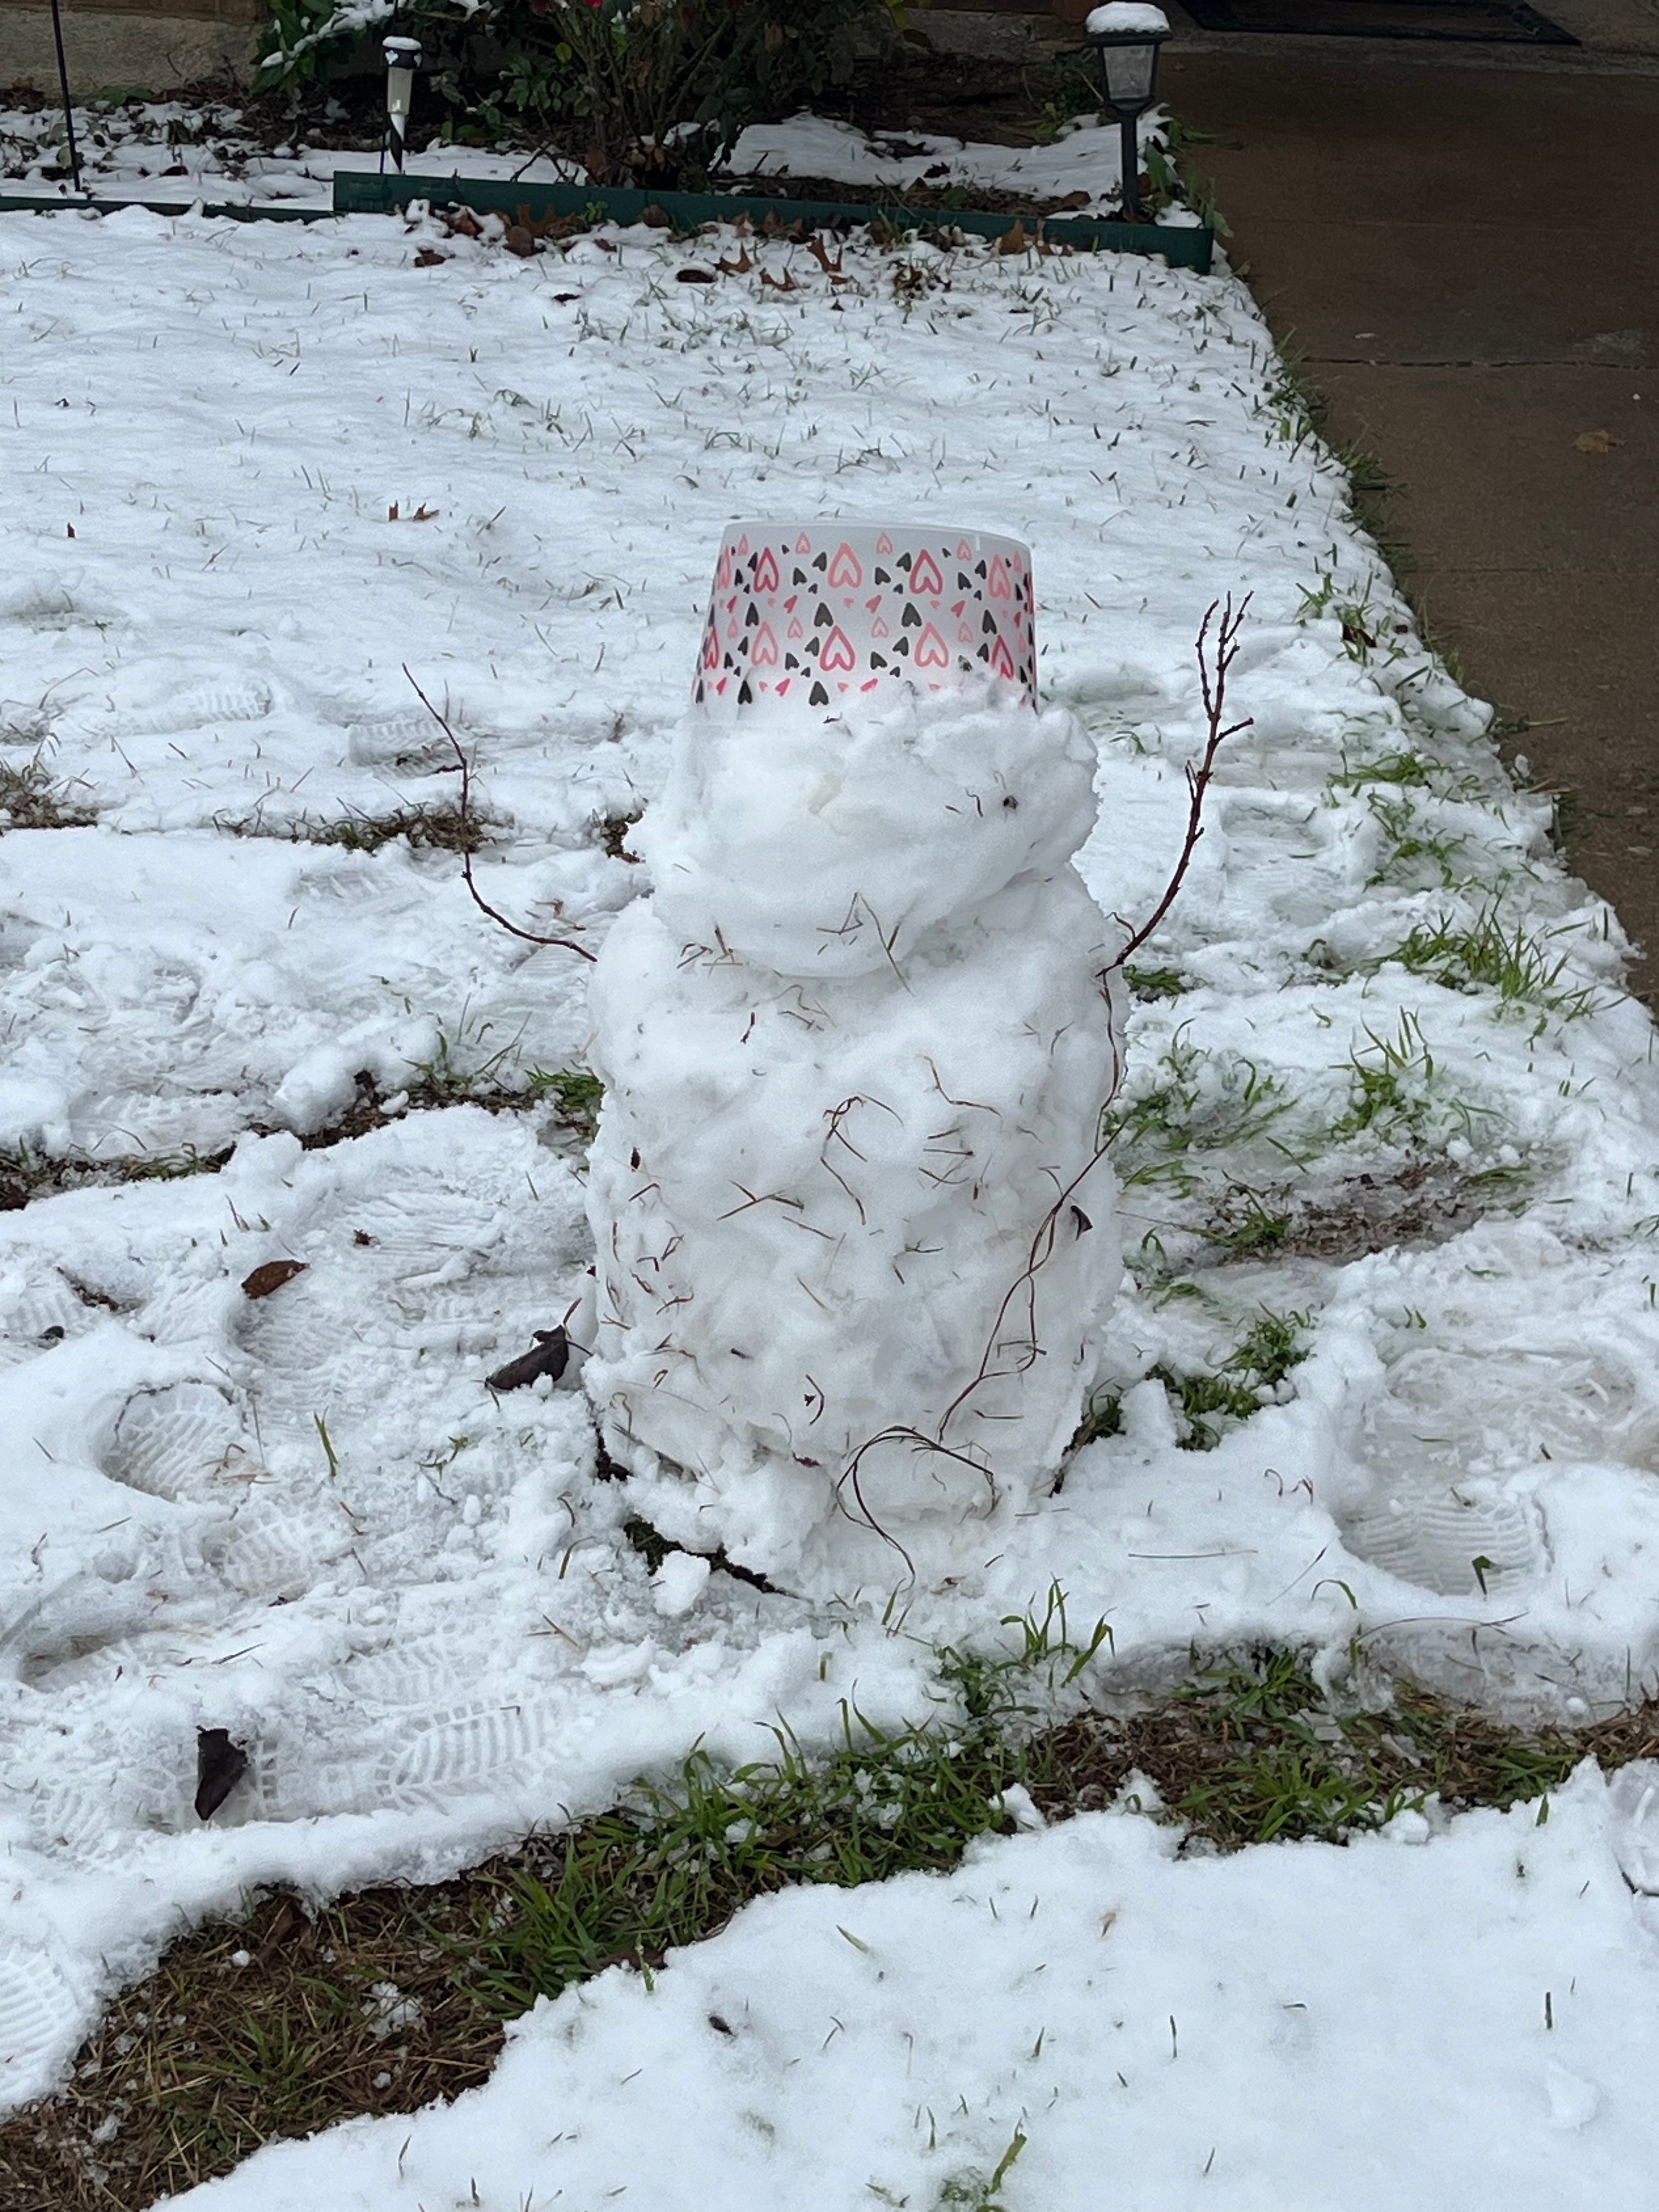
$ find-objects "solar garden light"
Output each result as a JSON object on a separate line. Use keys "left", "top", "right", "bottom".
{"left": 381, "top": 35, "right": 423, "bottom": 174}
{"left": 1085, "top": 3, "right": 1171, "bottom": 223}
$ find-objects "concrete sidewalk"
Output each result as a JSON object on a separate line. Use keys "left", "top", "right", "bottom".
{"left": 1163, "top": 41, "right": 1659, "bottom": 994}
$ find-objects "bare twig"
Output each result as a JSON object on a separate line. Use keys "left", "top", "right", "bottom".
{"left": 405, "top": 668, "right": 596, "bottom": 962}
{"left": 1116, "top": 594, "right": 1253, "bottom": 964}
{"left": 834, "top": 1422, "right": 1007, "bottom": 1577}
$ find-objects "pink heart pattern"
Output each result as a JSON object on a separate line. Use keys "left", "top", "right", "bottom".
{"left": 692, "top": 523, "right": 1037, "bottom": 715}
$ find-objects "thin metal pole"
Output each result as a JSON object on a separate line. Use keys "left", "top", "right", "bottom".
{"left": 47, "top": 0, "right": 84, "bottom": 196}
{"left": 1119, "top": 111, "right": 1141, "bottom": 222}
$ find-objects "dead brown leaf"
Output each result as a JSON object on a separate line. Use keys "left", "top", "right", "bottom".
{"left": 240, "top": 1259, "right": 307, "bottom": 1300}
{"left": 1575, "top": 429, "right": 1618, "bottom": 453}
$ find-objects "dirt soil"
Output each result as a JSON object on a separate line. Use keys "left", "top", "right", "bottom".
{"left": 718, "top": 169, "right": 1098, "bottom": 217}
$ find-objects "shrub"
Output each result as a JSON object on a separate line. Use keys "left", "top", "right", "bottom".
{"left": 262, "top": 0, "right": 904, "bottom": 188}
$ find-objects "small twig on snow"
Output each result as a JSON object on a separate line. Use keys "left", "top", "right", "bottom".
{"left": 406, "top": 667, "right": 597, "bottom": 962}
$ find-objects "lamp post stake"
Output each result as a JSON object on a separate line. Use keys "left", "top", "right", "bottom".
{"left": 47, "top": 0, "right": 84, "bottom": 196}
{"left": 1119, "top": 111, "right": 1141, "bottom": 221}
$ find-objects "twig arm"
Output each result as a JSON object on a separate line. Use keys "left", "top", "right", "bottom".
{"left": 1117, "top": 593, "right": 1253, "bottom": 964}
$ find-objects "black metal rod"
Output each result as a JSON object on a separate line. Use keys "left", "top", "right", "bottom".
{"left": 1119, "top": 111, "right": 1141, "bottom": 221}
{"left": 47, "top": 0, "right": 84, "bottom": 196}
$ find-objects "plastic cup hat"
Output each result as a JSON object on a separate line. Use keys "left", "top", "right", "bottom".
{"left": 692, "top": 523, "right": 1037, "bottom": 718}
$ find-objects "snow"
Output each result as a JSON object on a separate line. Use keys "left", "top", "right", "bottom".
{"left": 2, "top": 100, "right": 1159, "bottom": 222}
{"left": 163, "top": 1772, "right": 1659, "bottom": 2211}
{"left": 729, "top": 111, "right": 1170, "bottom": 219}
{"left": 0, "top": 99, "right": 579, "bottom": 208}
{"left": 0, "top": 172, "right": 1658, "bottom": 2204}
{"left": 1087, "top": 2, "right": 1173, "bottom": 33}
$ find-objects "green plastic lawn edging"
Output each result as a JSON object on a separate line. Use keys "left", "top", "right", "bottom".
{"left": 0, "top": 174, "right": 1214, "bottom": 271}
{"left": 332, "top": 169, "right": 1216, "bottom": 273}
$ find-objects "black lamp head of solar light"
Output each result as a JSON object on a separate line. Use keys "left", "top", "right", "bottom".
{"left": 1085, "top": 5, "right": 1172, "bottom": 113}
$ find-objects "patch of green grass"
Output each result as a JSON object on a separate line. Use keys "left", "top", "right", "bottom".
{"left": 934, "top": 2129, "right": 1029, "bottom": 2211}
{"left": 1296, "top": 572, "right": 1390, "bottom": 663}
{"left": 469, "top": 1720, "right": 1029, "bottom": 2013}
{"left": 1124, "top": 963, "right": 1188, "bottom": 1001}
{"left": 1071, "top": 1311, "right": 1312, "bottom": 1458}
{"left": 1156, "top": 1651, "right": 1587, "bottom": 1847}
{"left": 1328, "top": 1011, "right": 1492, "bottom": 1152}
{"left": 527, "top": 1065, "right": 603, "bottom": 1141}
{"left": 1330, "top": 748, "right": 1439, "bottom": 794}
{"left": 1151, "top": 1306, "right": 1311, "bottom": 1450}
{"left": 402, "top": 1015, "right": 533, "bottom": 1109}
{"left": 1165, "top": 1652, "right": 1420, "bottom": 1842}
{"left": 1102, "top": 1034, "right": 1293, "bottom": 1198}
{"left": 1197, "top": 1183, "right": 1293, "bottom": 1260}
{"left": 1365, "top": 788, "right": 1475, "bottom": 889}
{"left": 1334, "top": 1012, "right": 1436, "bottom": 1139}
{"left": 1387, "top": 906, "right": 1601, "bottom": 1022}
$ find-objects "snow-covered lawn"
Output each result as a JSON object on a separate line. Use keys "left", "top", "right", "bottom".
{"left": 3, "top": 191, "right": 1659, "bottom": 2205}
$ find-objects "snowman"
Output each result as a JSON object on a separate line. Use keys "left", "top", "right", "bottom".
{"left": 582, "top": 524, "right": 1124, "bottom": 1592}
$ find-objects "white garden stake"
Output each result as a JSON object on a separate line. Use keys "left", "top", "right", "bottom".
{"left": 381, "top": 37, "right": 422, "bottom": 175}
{"left": 583, "top": 525, "right": 1125, "bottom": 1592}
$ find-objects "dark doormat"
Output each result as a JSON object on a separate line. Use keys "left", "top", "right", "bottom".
{"left": 1180, "top": 0, "right": 1577, "bottom": 40}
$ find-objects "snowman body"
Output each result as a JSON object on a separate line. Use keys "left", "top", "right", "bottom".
{"left": 583, "top": 529, "right": 1124, "bottom": 1586}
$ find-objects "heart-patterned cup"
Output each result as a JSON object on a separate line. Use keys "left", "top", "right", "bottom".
{"left": 693, "top": 523, "right": 1037, "bottom": 718}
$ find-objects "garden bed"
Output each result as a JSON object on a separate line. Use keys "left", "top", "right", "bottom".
{"left": 333, "top": 167, "right": 1216, "bottom": 268}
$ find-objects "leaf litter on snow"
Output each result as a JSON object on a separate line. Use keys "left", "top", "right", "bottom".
{"left": 0, "top": 197, "right": 1658, "bottom": 2203}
